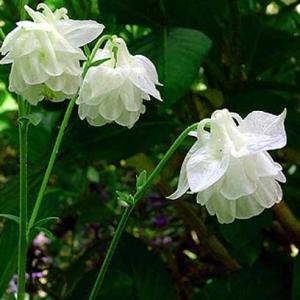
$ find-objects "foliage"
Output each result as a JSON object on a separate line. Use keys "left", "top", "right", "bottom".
{"left": 0, "top": 0, "right": 300, "bottom": 299}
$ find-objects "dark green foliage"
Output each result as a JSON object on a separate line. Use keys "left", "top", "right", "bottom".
{"left": 0, "top": 0, "right": 300, "bottom": 299}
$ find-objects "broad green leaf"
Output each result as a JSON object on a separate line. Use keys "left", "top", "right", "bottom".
{"left": 0, "top": 222, "right": 18, "bottom": 296}
{"left": 193, "top": 261, "right": 291, "bottom": 300}
{"left": 132, "top": 27, "right": 212, "bottom": 106}
{"left": 292, "top": 256, "right": 300, "bottom": 300}
{"left": 64, "top": 117, "right": 175, "bottom": 161}
{"left": 219, "top": 212, "right": 272, "bottom": 266}
{"left": 66, "top": 234, "right": 178, "bottom": 300}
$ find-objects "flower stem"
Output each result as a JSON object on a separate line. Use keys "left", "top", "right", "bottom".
{"left": 0, "top": 28, "right": 6, "bottom": 40}
{"left": 16, "top": 3, "right": 29, "bottom": 299}
{"left": 17, "top": 97, "right": 29, "bottom": 300}
{"left": 27, "top": 34, "right": 112, "bottom": 231}
{"left": 19, "top": 0, "right": 28, "bottom": 20}
{"left": 88, "top": 123, "right": 198, "bottom": 300}
{"left": 27, "top": 95, "right": 77, "bottom": 230}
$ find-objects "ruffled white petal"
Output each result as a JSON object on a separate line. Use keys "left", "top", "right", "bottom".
{"left": 168, "top": 108, "right": 287, "bottom": 224}
{"left": 186, "top": 143, "right": 229, "bottom": 193}
{"left": 58, "top": 20, "right": 104, "bottom": 47}
{"left": 220, "top": 156, "right": 257, "bottom": 200}
{"left": 1, "top": 4, "right": 103, "bottom": 104}
{"left": 77, "top": 37, "right": 161, "bottom": 128}
{"left": 238, "top": 109, "right": 287, "bottom": 153}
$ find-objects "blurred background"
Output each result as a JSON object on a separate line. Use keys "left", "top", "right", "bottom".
{"left": 0, "top": 0, "right": 300, "bottom": 299}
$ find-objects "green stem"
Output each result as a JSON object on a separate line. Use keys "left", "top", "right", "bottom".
{"left": 88, "top": 123, "right": 198, "bottom": 300}
{"left": 28, "top": 34, "right": 112, "bottom": 231}
{"left": 19, "top": 0, "right": 28, "bottom": 20}
{"left": 27, "top": 96, "right": 77, "bottom": 230}
{"left": 17, "top": 98, "right": 29, "bottom": 300}
{"left": 16, "top": 2, "right": 29, "bottom": 299}
{"left": 0, "top": 28, "right": 5, "bottom": 40}
{"left": 82, "top": 34, "right": 112, "bottom": 77}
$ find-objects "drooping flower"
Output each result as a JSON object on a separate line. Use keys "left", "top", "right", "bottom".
{"left": 0, "top": 4, "right": 104, "bottom": 105}
{"left": 168, "top": 109, "right": 287, "bottom": 224}
{"left": 77, "top": 36, "right": 162, "bottom": 128}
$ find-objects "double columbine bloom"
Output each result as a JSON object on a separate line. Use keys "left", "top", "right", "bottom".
{"left": 0, "top": 4, "right": 103, "bottom": 105}
{"left": 77, "top": 37, "right": 162, "bottom": 128}
{"left": 169, "top": 109, "right": 287, "bottom": 224}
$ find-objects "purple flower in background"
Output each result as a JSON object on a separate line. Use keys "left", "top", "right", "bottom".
{"left": 152, "top": 215, "right": 168, "bottom": 228}
{"left": 33, "top": 233, "right": 50, "bottom": 247}
{"left": 32, "top": 272, "right": 44, "bottom": 279}
{"left": 7, "top": 275, "right": 17, "bottom": 294}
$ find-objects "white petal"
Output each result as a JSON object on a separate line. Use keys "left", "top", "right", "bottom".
{"left": 205, "top": 194, "right": 236, "bottom": 224}
{"left": 167, "top": 152, "right": 192, "bottom": 200}
{"left": 85, "top": 66, "right": 128, "bottom": 101}
{"left": 274, "top": 171, "right": 286, "bottom": 183}
{"left": 129, "top": 67, "right": 162, "bottom": 101}
{"left": 0, "top": 27, "right": 21, "bottom": 55}
{"left": 17, "top": 20, "right": 51, "bottom": 32}
{"left": 186, "top": 142, "right": 229, "bottom": 193}
{"left": 254, "top": 177, "right": 282, "bottom": 208}
{"left": 220, "top": 156, "right": 257, "bottom": 200}
{"left": 235, "top": 195, "right": 265, "bottom": 219}
{"left": 133, "top": 55, "right": 160, "bottom": 84}
{"left": 115, "top": 109, "right": 142, "bottom": 129}
{"left": 87, "top": 115, "right": 109, "bottom": 127}
{"left": 99, "top": 94, "right": 123, "bottom": 121}
{"left": 58, "top": 20, "right": 104, "bottom": 47}
{"left": 254, "top": 151, "right": 282, "bottom": 177}
{"left": 238, "top": 109, "right": 287, "bottom": 153}
{"left": 14, "top": 54, "right": 49, "bottom": 85}
{"left": 120, "top": 82, "right": 143, "bottom": 112}
{"left": 21, "top": 85, "right": 44, "bottom": 105}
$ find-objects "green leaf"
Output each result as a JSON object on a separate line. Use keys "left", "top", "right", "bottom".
{"left": 0, "top": 222, "right": 18, "bottom": 297}
{"left": 194, "top": 261, "right": 291, "bottom": 300}
{"left": 84, "top": 44, "right": 91, "bottom": 57}
{"left": 87, "top": 166, "right": 100, "bottom": 183}
{"left": 64, "top": 118, "right": 175, "bottom": 161}
{"left": 32, "top": 217, "right": 59, "bottom": 229}
{"left": 219, "top": 212, "right": 272, "bottom": 266}
{"left": 292, "top": 256, "right": 300, "bottom": 300}
{"left": 89, "top": 58, "right": 111, "bottom": 68}
{"left": 34, "top": 227, "right": 55, "bottom": 240}
{"left": 66, "top": 235, "right": 178, "bottom": 300}
{"left": 136, "top": 170, "right": 147, "bottom": 191}
{"left": 116, "top": 191, "right": 134, "bottom": 206}
{"left": 132, "top": 27, "right": 212, "bottom": 106}
{"left": 0, "top": 214, "right": 19, "bottom": 224}
{"left": 19, "top": 112, "right": 43, "bottom": 126}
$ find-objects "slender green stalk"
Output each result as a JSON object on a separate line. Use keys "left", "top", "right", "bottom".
{"left": 27, "top": 95, "right": 77, "bottom": 230}
{"left": 17, "top": 98, "right": 29, "bottom": 300}
{"left": 19, "top": 0, "right": 28, "bottom": 21}
{"left": 28, "top": 34, "right": 112, "bottom": 231}
{"left": 88, "top": 123, "right": 198, "bottom": 300}
{"left": 82, "top": 34, "right": 112, "bottom": 77}
{"left": 0, "top": 28, "right": 5, "bottom": 40}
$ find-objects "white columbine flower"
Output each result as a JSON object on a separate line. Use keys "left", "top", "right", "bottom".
{"left": 0, "top": 4, "right": 104, "bottom": 105}
{"left": 77, "top": 36, "right": 162, "bottom": 128}
{"left": 168, "top": 109, "right": 287, "bottom": 224}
